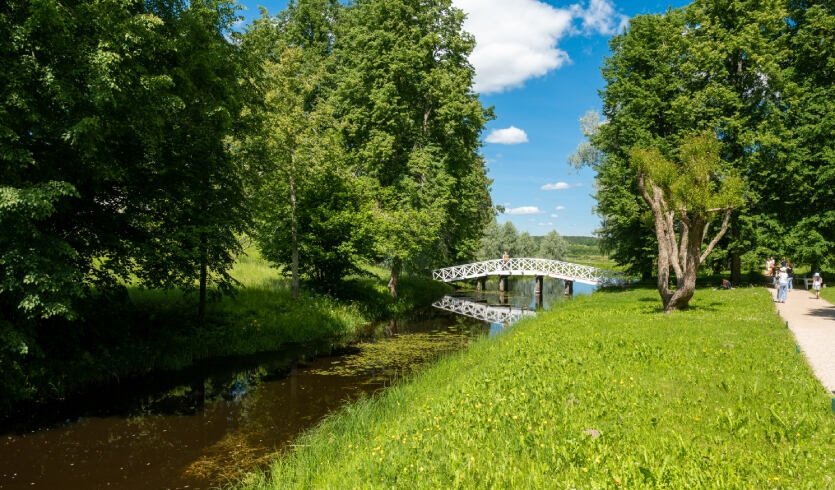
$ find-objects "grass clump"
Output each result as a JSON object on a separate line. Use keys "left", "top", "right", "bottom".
{"left": 239, "top": 287, "right": 835, "bottom": 489}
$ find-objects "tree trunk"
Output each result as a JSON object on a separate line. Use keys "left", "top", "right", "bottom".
{"left": 289, "top": 173, "right": 300, "bottom": 299}
{"left": 388, "top": 258, "right": 401, "bottom": 298}
{"left": 730, "top": 217, "right": 742, "bottom": 286}
{"left": 662, "top": 220, "right": 704, "bottom": 312}
{"left": 198, "top": 234, "right": 208, "bottom": 324}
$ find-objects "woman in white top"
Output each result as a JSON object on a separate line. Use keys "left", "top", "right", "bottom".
{"left": 777, "top": 267, "right": 789, "bottom": 303}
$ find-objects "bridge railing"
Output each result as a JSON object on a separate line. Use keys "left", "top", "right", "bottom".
{"left": 432, "top": 257, "right": 625, "bottom": 286}
{"left": 432, "top": 296, "right": 535, "bottom": 324}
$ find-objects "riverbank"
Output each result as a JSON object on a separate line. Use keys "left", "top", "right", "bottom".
{"left": 1, "top": 250, "right": 450, "bottom": 415}
{"left": 240, "top": 287, "right": 835, "bottom": 488}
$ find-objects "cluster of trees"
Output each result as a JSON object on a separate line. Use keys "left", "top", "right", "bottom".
{"left": 0, "top": 0, "right": 492, "bottom": 397}
{"left": 572, "top": 0, "right": 834, "bottom": 308}
{"left": 476, "top": 220, "right": 568, "bottom": 261}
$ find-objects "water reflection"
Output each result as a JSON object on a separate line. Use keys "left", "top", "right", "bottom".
{"left": 0, "top": 314, "right": 486, "bottom": 490}
{"left": 434, "top": 276, "right": 597, "bottom": 330}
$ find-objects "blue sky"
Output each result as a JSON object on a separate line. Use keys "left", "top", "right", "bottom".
{"left": 236, "top": 0, "right": 691, "bottom": 236}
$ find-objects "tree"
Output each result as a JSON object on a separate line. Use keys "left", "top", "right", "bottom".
{"left": 514, "top": 232, "right": 538, "bottom": 257}
{"left": 631, "top": 133, "right": 744, "bottom": 311}
{"left": 241, "top": 1, "right": 370, "bottom": 295}
{"left": 539, "top": 231, "right": 568, "bottom": 260}
{"left": 330, "top": 0, "right": 492, "bottom": 297}
{"left": 571, "top": 11, "right": 691, "bottom": 279}
{"left": 777, "top": 2, "right": 835, "bottom": 272}
{"left": 131, "top": 0, "right": 249, "bottom": 321}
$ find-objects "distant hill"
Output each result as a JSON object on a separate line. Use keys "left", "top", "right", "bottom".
{"left": 563, "top": 236, "right": 598, "bottom": 246}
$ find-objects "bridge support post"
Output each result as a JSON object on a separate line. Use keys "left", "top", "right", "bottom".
{"left": 476, "top": 276, "right": 486, "bottom": 291}
{"left": 535, "top": 276, "right": 543, "bottom": 309}
{"left": 499, "top": 275, "right": 508, "bottom": 293}
{"left": 564, "top": 280, "right": 574, "bottom": 297}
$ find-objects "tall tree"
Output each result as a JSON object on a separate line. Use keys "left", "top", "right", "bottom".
{"left": 132, "top": 0, "right": 248, "bottom": 321}
{"left": 241, "top": 1, "right": 370, "bottom": 295}
{"left": 331, "top": 0, "right": 492, "bottom": 297}
{"left": 575, "top": 1, "right": 788, "bottom": 281}
{"left": 778, "top": 1, "right": 835, "bottom": 271}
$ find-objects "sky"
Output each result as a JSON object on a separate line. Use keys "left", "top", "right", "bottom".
{"left": 236, "top": 0, "right": 692, "bottom": 237}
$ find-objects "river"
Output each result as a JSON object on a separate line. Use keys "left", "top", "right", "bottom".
{"left": 0, "top": 277, "right": 591, "bottom": 489}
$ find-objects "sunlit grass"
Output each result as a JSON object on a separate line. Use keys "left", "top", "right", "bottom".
{"left": 238, "top": 287, "right": 835, "bottom": 489}
{"left": 820, "top": 286, "right": 835, "bottom": 303}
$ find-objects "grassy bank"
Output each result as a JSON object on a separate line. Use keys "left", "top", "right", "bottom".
{"left": 820, "top": 285, "right": 835, "bottom": 303}
{"left": 5, "top": 251, "right": 450, "bottom": 410}
{"left": 240, "top": 287, "right": 835, "bottom": 488}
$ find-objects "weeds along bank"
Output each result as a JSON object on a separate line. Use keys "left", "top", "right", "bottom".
{"left": 240, "top": 288, "right": 834, "bottom": 489}
{"left": 1, "top": 252, "right": 449, "bottom": 412}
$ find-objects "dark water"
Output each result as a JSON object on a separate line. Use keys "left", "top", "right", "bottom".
{"left": 0, "top": 277, "right": 586, "bottom": 490}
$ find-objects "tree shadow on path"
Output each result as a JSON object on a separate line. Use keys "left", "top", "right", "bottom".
{"left": 804, "top": 305, "right": 835, "bottom": 322}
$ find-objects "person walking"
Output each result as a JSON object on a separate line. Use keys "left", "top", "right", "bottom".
{"left": 811, "top": 272, "right": 823, "bottom": 299}
{"left": 777, "top": 267, "right": 789, "bottom": 303}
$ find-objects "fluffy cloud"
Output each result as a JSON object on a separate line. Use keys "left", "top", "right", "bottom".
{"left": 550, "top": 214, "right": 560, "bottom": 218}
{"left": 454, "top": 0, "right": 628, "bottom": 93}
{"left": 541, "top": 182, "right": 580, "bottom": 191}
{"left": 555, "top": 205, "right": 566, "bottom": 210}
{"left": 574, "top": 0, "right": 629, "bottom": 36}
{"left": 485, "top": 126, "right": 529, "bottom": 144}
{"left": 505, "top": 206, "right": 542, "bottom": 215}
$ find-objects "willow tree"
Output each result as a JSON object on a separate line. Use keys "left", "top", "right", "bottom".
{"left": 631, "top": 133, "right": 743, "bottom": 312}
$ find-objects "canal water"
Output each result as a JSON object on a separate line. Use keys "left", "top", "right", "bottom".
{"left": 0, "top": 277, "right": 591, "bottom": 490}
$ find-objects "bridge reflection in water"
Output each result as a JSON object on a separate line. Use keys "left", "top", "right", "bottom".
{"left": 432, "top": 276, "right": 597, "bottom": 333}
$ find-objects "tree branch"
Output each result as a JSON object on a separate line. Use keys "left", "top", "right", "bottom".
{"left": 700, "top": 209, "right": 733, "bottom": 263}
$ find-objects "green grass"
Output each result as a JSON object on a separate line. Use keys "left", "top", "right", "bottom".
{"left": 238, "top": 287, "right": 835, "bottom": 489}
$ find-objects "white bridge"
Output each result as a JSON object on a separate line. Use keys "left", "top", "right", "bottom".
{"left": 432, "top": 296, "right": 535, "bottom": 324}
{"left": 432, "top": 257, "right": 621, "bottom": 286}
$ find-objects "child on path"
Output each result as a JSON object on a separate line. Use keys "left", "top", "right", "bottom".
{"left": 811, "top": 272, "right": 823, "bottom": 299}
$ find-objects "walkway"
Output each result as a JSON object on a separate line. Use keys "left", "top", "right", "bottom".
{"left": 772, "top": 288, "right": 835, "bottom": 393}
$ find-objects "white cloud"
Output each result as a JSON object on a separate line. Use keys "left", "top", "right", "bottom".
{"left": 555, "top": 205, "right": 566, "bottom": 210}
{"left": 505, "top": 206, "right": 542, "bottom": 215}
{"left": 454, "top": 0, "right": 628, "bottom": 93}
{"left": 541, "top": 182, "right": 580, "bottom": 191}
{"left": 485, "top": 126, "right": 529, "bottom": 145}
{"left": 573, "top": 0, "right": 629, "bottom": 36}
{"left": 551, "top": 214, "right": 560, "bottom": 218}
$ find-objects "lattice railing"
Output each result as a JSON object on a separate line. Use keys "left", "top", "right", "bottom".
{"left": 432, "top": 296, "right": 535, "bottom": 324}
{"left": 432, "top": 257, "right": 623, "bottom": 286}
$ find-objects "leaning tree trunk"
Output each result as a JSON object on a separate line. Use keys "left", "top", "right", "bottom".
{"left": 388, "top": 258, "right": 401, "bottom": 299}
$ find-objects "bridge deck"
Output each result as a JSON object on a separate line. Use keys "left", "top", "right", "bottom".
{"left": 432, "top": 257, "right": 621, "bottom": 286}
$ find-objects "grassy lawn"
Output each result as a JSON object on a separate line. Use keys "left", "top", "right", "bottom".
{"left": 238, "top": 287, "right": 835, "bottom": 489}
{"left": 820, "top": 285, "right": 835, "bottom": 303}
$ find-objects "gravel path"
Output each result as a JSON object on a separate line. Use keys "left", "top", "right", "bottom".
{"left": 772, "top": 287, "right": 835, "bottom": 394}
